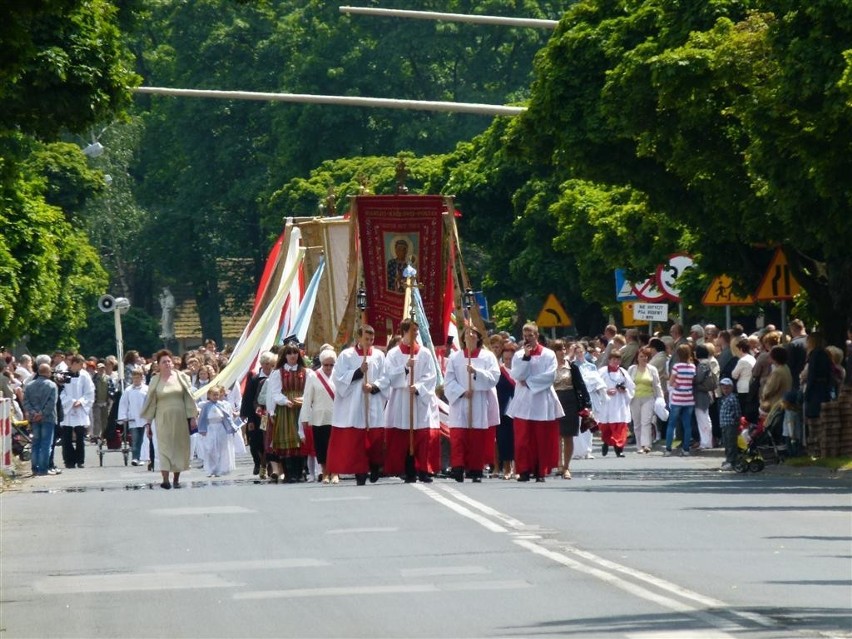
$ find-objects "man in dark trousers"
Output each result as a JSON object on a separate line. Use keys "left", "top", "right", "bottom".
{"left": 240, "top": 351, "right": 276, "bottom": 479}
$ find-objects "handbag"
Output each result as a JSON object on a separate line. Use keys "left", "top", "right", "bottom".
{"left": 580, "top": 413, "right": 598, "bottom": 433}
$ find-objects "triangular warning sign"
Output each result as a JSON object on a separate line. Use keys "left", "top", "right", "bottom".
{"left": 702, "top": 274, "right": 755, "bottom": 307}
{"left": 536, "top": 294, "right": 572, "bottom": 328}
{"left": 755, "top": 249, "right": 801, "bottom": 301}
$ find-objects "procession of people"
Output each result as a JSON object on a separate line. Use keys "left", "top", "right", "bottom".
{"left": 6, "top": 313, "right": 850, "bottom": 486}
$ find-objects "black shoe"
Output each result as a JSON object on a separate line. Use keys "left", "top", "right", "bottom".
{"left": 452, "top": 466, "right": 464, "bottom": 483}
{"left": 77, "top": 463, "right": 85, "bottom": 469}
{"left": 252, "top": 463, "right": 260, "bottom": 475}
{"left": 615, "top": 446, "right": 624, "bottom": 457}
{"left": 355, "top": 473, "right": 368, "bottom": 486}
{"left": 418, "top": 472, "right": 433, "bottom": 484}
{"left": 516, "top": 472, "right": 530, "bottom": 482}
{"left": 160, "top": 481, "right": 171, "bottom": 490}
{"left": 535, "top": 476, "right": 546, "bottom": 483}
{"left": 369, "top": 464, "right": 380, "bottom": 483}
{"left": 471, "top": 474, "right": 482, "bottom": 483}
{"left": 173, "top": 481, "right": 181, "bottom": 489}
{"left": 601, "top": 443, "right": 609, "bottom": 457}
{"left": 404, "top": 474, "right": 417, "bottom": 483}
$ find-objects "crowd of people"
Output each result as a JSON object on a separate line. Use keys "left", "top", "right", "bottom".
{"left": 3, "top": 318, "right": 850, "bottom": 484}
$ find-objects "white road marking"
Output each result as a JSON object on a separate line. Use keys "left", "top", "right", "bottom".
{"left": 411, "top": 484, "right": 507, "bottom": 532}
{"left": 325, "top": 527, "right": 398, "bottom": 534}
{"left": 400, "top": 565, "right": 490, "bottom": 577}
{"left": 150, "top": 506, "right": 254, "bottom": 516}
{"left": 35, "top": 572, "right": 233, "bottom": 594}
{"left": 626, "top": 633, "right": 736, "bottom": 639}
{"left": 417, "top": 485, "right": 777, "bottom": 633}
{"left": 234, "top": 580, "right": 527, "bottom": 600}
{"left": 146, "top": 558, "right": 328, "bottom": 572}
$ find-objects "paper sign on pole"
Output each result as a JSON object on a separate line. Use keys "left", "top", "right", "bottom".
{"left": 633, "top": 303, "right": 668, "bottom": 322}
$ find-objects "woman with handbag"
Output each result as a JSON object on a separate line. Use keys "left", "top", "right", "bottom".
{"left": 551, "top": 340, "right": 591, "bottom": 479}
{"left": 140, "top": 349, "right": 199, "bottom": 489}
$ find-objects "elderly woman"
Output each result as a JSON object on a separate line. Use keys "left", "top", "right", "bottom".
{"left": 760, "top": 346, "right": 793, "bottom": 414}
{"left": 140, "top": 349, "right": 199, "bottom": 489}
{"left": 596, "top": 349, "right": 635, "bottom": 457}
{"left": 300, "top": 349, "right": 337, "bottom": 483}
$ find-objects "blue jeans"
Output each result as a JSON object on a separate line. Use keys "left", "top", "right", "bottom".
{"left": 31, "top": 421, "right": 55, "bottom": 474}
{"left": 666, "top": 404, "right": 695, "bottom": 451}
{"left": 130, "top": 427, "right": 145, "bottom": 461}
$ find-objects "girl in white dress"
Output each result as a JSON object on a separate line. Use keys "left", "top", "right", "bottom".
{"left": 198, "top": 385, "right": 237, "bottom": 477}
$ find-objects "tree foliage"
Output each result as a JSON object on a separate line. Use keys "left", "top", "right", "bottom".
{"left": 501, "top": 0, "right": 852, "bottom": 341}
{"left": 0, "top": 0, "right": 137, "bottom": 347}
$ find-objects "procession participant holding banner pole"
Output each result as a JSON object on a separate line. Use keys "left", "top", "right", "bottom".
{"left": 383, "top": 265, "right": 439, "bottom": 483}
{"left": 326, "top": 325, "right": 387, "bottom": 486}
{"left": 444, "top": 326, "right": 500, "bottom": 482}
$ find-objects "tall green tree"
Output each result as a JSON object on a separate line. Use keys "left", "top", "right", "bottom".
{"left": 0, "top": 0, "right": 137, "bottom": 347}
{"left": 511, "top": 0, "right": 851, "bottom": 342}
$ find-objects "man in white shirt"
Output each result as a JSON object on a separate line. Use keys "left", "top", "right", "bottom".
{"left": 60, "top": 354, "right": 95, "bottom": 469}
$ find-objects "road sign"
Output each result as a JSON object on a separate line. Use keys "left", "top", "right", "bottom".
{"left": 656, "top": 253, "right": 695, "bottom": 302}
{"left": 702, "top": 274, "right": 755, "bottom": 306}
{"left": 631, "top": 275, "right": 667, "bottom": 302}
{"left": 633, "top": 302, "right": 668, "bottom": 322}
{"left": 621, "top": 301, "right": 647, "bottom": 327}
{"left": 755, "top": 249, "right": 801, "bottom": 301}
{"left": 614, "top": 269, "right": 638, "bottom": 302}
{"left": 536, "top": 294, "right": 572, "bottom": 328}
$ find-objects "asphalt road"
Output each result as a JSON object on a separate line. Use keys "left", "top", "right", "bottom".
{"left": 2, "top": 442, "right": 850, "bottom": 638}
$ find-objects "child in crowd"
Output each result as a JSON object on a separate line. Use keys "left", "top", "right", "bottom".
{"left": 197, "top": 385, "right": 237, "bottom": 478}
{"left": 782, "top": 390, "right": 803, "bottom": 457}
{"left": 718, "top": 378, "right": 741, "bottom": 471}
{"left": 117, "top": 368, "right": 148, "bottom": 466}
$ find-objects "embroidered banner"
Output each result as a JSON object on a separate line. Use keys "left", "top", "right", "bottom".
{"left": 355, "top": 195, "right": 445, "bottom": 348}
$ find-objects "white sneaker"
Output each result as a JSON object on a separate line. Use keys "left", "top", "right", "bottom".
{"left": 584, "top": 453, "right": 595, "bottom": 459}
{"left": 720, "top": 462, "right": 733, "bottom": 471}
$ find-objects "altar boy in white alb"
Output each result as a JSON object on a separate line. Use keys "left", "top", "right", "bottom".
{"left": 508, "top": 322, "right": 564, "bottom": 482}
{"left": 443, "top": 326, "right": 500, "bottom": 482}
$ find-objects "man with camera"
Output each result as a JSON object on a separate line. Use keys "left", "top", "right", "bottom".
{"left": 23, "top": 363, "right": 59, "bottom": 476}
{"left": 59, "top": 354, "right": 95, "bottom": 468}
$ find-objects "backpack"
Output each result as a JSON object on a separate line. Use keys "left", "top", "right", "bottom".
{"left": 693, "top": 362, "right": 717, "bottom": 393}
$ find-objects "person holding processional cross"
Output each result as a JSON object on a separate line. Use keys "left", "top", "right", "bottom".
{"left": 443, "top": 325, "right": 500, "bottom": 482}
{"left": 326, "top": 325, "right": 388, "bottom": 485}
{"left": 383, "top": 264, "right": 440, "bottom": 482}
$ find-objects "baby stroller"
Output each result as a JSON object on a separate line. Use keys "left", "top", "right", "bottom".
{"left": 96, "top": 391, "right": 130, "bottom": 466}
{"left": 12, "top": 420, "right": 32, "bottom": 462}
{"left": 733, "top": 409, "right": 786, "bottom": 473}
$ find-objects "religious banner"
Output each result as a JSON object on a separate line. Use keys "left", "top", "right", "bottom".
{"left": 354, "top": 195, "right": 446, "bottom": 347}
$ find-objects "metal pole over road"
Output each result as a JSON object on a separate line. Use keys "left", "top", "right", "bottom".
{"left": 134, "top": 87, "right": 525, "bottom": 117}
{"left": 339, "top": 6, "right": 559, "bottom": 29}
